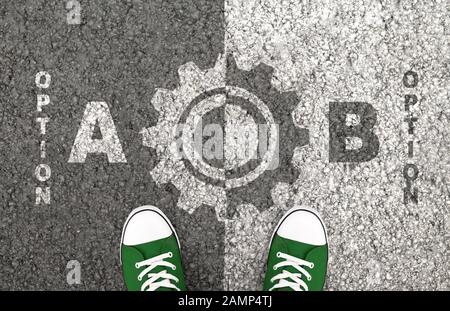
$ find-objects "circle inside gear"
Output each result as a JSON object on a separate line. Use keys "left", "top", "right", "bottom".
{"left": 179, "top": 86, "right": 279, "bottom": 189}
{"left": 143, "top": 55, "right": 308, "bottom": 216}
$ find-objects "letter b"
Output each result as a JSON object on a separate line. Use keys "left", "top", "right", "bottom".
{"left": 329, "top": 102, "right": 380, "bottom": 162}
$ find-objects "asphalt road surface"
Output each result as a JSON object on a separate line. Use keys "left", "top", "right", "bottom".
{"left": 0, "top": 0, "right": 448, "bottom": 290}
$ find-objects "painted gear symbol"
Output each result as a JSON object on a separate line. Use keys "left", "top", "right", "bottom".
{"left": 142, "top": 54, "right": 309, "bottom": 221}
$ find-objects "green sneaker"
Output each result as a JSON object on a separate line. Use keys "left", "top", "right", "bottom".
{"left": 263, "top": 207, "right": 328, "bottom": 291}
{"left": 120, "top": 206, "right": 186, "bottom": 291}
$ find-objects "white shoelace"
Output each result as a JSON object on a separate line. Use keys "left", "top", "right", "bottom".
{"left": 135, "top": 252, "right": 180, "bottom": 291}
{"left": 269, "top": 252, "right": 314, "bottom": 291}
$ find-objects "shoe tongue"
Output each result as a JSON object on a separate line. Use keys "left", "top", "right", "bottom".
{"left": 122, "top": 235, "right": 181, "bottom": 291}
{"left": 136, "top": 236, "right": 175, "bottom": 273}
{"left": 133, "top": 237, "right": 170, "bottom": 259}
{"left": 273, "top": 235, "right": 321, "bottom": 291}
{"left": 279, "top": 234, "right": 316, "bottom": 259}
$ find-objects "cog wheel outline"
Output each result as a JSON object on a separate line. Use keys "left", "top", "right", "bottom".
{"left": 142, "top": 54, "right": 309, "bottom": 221}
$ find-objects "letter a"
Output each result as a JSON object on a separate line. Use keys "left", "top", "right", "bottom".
{"left": 69, "top": 102, "right": 126, "bottom": 163}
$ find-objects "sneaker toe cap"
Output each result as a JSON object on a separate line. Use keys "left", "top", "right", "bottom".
{"left": 277, "top": 209, "right": 327, "bottom": 246}
{"left": 122, "top": 208, "right": 172, "bottom": 246}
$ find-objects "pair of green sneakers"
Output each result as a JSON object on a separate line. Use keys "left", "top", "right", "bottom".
{"left": 120, "top": 206, "right": 328, "bottom": 291}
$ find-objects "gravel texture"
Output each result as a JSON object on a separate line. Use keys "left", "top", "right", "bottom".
{"left": 1, "top": 0, "right": 448, "bottom": 290}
